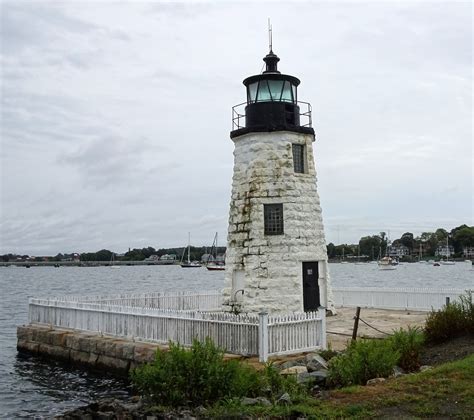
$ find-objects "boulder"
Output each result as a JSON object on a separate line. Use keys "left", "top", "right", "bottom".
{"left": 419, "top": 365, "right": 433, "bottom": 372}
{"left": 241, "top": 397, "right": 271, "bottom": 406}
{"left": 297, "top": 370, "right": 327, "bottom": 384}
{"left": 392, "top": 366, "right": 406, "bottom": 378}
{"left": 366, "top": 377, "right": 386, "bottom": 386}
{"left": 305, "top": 353, "right": 328, "bottom": 372}
{"left": 279, "top": 359, "right": 306, "bottom": 370}
{"left": 280, "top": 366, "right": 308, "bottom": 375}
{"left": 277, "top": 392, "right": 291, "bottom": 405}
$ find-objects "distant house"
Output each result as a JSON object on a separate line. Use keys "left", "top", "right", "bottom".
{"left": 159, "top": 254, "right": 176, "bottom": 261}
{"left": 436, "top": 245, "right": 454, "bottom": 257}
{"left": 388, "top": 244, "right": 410, "bottom": 257}
{"left": 463, "top": 247, "right": 474, "bottom": 259}
{"left": 144, "top": 255, "right": 160, "bottom": 261}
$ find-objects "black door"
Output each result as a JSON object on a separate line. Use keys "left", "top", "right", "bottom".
{"left": 302, "top": 261, "right": 320, "bottom": 311}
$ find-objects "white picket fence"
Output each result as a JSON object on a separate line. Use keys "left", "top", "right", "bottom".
{"left": 332, "top": 287, "right": 468, "bottom": 311}
{"left": 28, "top": 295, "right": 325, "bottom": 362}
{"left": 48, "top": 291, "right": 223, "bottom": 311}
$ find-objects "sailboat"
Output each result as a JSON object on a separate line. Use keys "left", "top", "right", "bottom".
{"left": 378, "top": 242, "right": 397, "bottom": 270}
{"left": 417, "top": 243, "right": 427, "bottom": 263}
{"left": 340, "top": 247, "right": 348, "bottom": 264}
{"left": 206, "top": 232, "right": 225, "bottom": 271}
{"left": 355, "top": 246, "right": 364, "bottom": 264}
{"left": 180, "top": 233, "right": 202, "bottom": 268}
{"left": 110, "top": 253, "right": 120, "bottom": 269}
{"left": 440, "top": 237, "right": 455, "bottom": 265}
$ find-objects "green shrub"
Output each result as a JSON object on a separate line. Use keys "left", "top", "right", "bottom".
{"left": 131, "top": 338, "right": 306, "bottom": 407}
{"left": 318, "top": 343, "right": 338, "bottom": 362}
{"left": 389, "top": 326, "right": 425, "bottom": 372}
{"left": 327, "top": 339, "right": 399, "bottom": 387}
{"left": 424, "top": 290, "right": 474, "bottom": 343}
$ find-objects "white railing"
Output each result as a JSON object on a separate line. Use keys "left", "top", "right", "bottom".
{"left": 332, "top": 287, "right": 468, "bottom": 311}
{"left": 46, "top": 291, "right": 223, "bottom": 311}
{"left": 28, "top": 297, "right": 325, "bottom": 362}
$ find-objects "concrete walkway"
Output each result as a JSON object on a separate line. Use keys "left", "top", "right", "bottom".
{"left": 327, "top": 306, "right": 427, "bottom": 350}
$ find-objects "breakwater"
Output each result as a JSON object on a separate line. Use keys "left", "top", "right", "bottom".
{"left": 17, "top": 325, "right": 159, "bottom": 376}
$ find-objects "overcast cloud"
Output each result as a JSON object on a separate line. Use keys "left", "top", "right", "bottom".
{"left": 0, "top": 0, "right": 472, "bottom": 255}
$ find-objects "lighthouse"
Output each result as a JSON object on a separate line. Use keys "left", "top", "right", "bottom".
{"left": 223, "top": 43, "right": 333, "bottom": 315}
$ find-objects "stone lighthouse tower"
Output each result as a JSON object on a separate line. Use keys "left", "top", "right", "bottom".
{"left": 223, "top": 46, "right": 333, "bottom": 314}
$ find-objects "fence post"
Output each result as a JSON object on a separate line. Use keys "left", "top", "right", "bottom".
{"left": 352, "top": 307, "right": 361, "bottom": 341}
{"left": 318, "top": 307, "right": 327, "bottom": 350}
{"left": 258, "top": 311, "right": 268, "bottom": 363}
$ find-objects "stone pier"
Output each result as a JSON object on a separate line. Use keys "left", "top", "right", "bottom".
{"left": 17, "top": 324, "right": 162, "bottom": 375}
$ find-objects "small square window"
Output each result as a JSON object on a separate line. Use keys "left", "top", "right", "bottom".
{"left": 292, "top": 144, "right": 305, "bottom": 173}
{"left": 264, "top": 204, "right": 284, "bottom": 235}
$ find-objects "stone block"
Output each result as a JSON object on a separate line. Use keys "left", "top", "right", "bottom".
{"left": 65, "top": 334, "right": 81, "bottom": 351}
{"left": 17, "top": 340, "right": 39, "bottom": 354}
{"left": 38, "top": 343, "right": 70, "bottom": 362}
{"left": 115, "top": 341, "right": 136, "bottom": 361}
{"left": 32, "top": 327, "right": 52, "bottom": 344}
{"left": 134, "top": 344, "right": 157, "bottom": 363}
{"left": 96, "top": 355, "right": 130, "bottom": 373}
{"left": 70, "top": 349, "right": 93, "bottom": 365}
{"left": 17, "top": 326, "right": 34, "bottom": 342}
{"left": 49, "top": 330, "right": 70, "bottom": 347}
{"left": 102, "top": 340, "right": 118, "bottom": 357}
{"left": 78, "top": 335, "right": 98, "bottom": 354}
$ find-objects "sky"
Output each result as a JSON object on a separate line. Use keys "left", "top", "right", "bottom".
{"left": 0, "top": 0, "right": 472, "bottom": 255}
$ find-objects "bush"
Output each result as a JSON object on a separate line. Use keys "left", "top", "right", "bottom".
{"left": 327, "top": 339, "right": 399, "bottom": 387}
{"left": 388, "top": 326, "right": 425, "bottom": 372}
{"left": 131, "top": 338, "right": 305, "bottom": 407}
{"left": 425, "top": 290, "right": 474, "bottom": 343}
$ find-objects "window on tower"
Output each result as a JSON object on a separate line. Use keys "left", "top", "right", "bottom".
{"left": 264, "top": 204, "right": 284, "bottom": 235}
{"left": 292, "top": 144, "right": 305, "bottom": 173}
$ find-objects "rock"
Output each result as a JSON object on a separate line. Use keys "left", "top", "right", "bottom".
{"left": 280, "top": 366, "right": 308, "bottom": 375}
{"left": 366, "top": 377, "right": 386, "bottom": 386}
{"left": 297, "top": 370, "right": 327, "bottom": 384}
{"left": 305, "top": 353, "right": 328, "bottom": 372}
{"left": 241, "top": 397, "right": 271, "bottom": 406}
{"left": 392, "top": 366, "right": 406, "bottom": 378}
{"left": 419, "top": 365, "right": 433, "bottom": 372}
{"left": 279, "top": 359, "right": 306, "bottom": 370}
{"left": 277, "top": 392, "right": 291, "bottom": 405}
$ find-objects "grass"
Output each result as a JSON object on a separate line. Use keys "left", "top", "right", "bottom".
{"left": 326, "top": 353, "right": 474, "bottom": 419}
{"left": 204, "top": 353, "right": 474, "bottom": 419}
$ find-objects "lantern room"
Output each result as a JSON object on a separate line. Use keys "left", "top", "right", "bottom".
{"left": 231, "top": 50, "right": 314, "bottom": 139}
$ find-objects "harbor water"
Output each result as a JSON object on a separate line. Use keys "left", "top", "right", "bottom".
{"left": 0, "top": 263, "right": 472, "bottom": 417}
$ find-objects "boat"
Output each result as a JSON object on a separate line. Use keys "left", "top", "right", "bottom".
{"left": 355, "top": 246, "right": 364, "bottom": 264}
{"left": 110, "top": 253, "right": 121, "bottom": 269}
{"left": 378, "top": 256, "right": 397, "bottom": 270}
{"left": 180, "top": 233, "right": 202, "bottom": 268}
{"left": 340, "top": 247, "right": 348, "bottom": 264}
{"left": 206, "top": 232, "right": 225, "bottom": 271}
{"left": 439, "top": 236, "right": 455, "bottom": 265}
{"left": 417, "top": 243, "right": 427, "bottom": 263}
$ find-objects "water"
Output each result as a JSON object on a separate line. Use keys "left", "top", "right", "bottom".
{"left": 0, "top": 263, "right": 472, "bottom": 417}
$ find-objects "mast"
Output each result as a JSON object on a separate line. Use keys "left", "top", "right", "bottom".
{"left": 187, "top": 232, "right": 191, "bottom": 264}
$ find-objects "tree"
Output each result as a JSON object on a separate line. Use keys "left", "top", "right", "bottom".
{"left": 327, "top": 243, "right": 336, "bottom": 259}
{"left": 399, "top": 232, "right": 414, "bottom": 251}
{"left": 359, "top": 236, "right": 382, "bottom": 260}
{"left": 95, "top": 249, "right": 113, "bottom": 261}
{"left": 453, "top": 226, "right": 474, "bottom": 250}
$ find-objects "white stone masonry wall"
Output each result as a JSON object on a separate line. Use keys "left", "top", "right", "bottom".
{"left": 223, "top": 131, "right": 334, "bottom": 314}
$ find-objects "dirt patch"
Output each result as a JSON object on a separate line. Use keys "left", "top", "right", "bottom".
{"left": 420, "top": 335, "right": 474, "bottom": 366}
